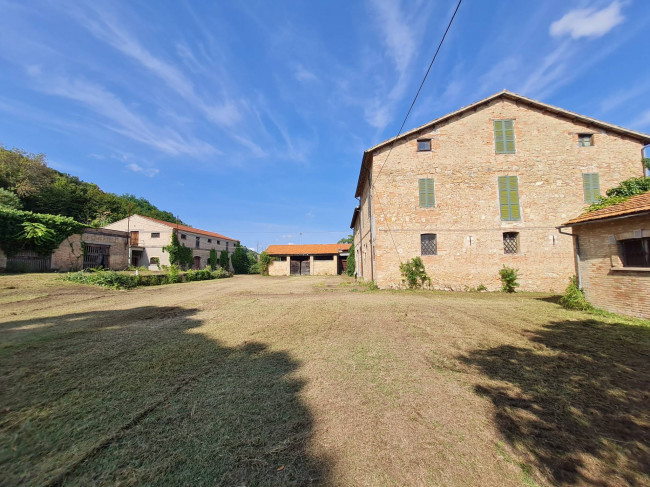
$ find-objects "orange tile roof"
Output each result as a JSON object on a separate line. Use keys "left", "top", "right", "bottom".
{"left": 563, "top": 192, "right": 650, "bottom": 225}
{"left": 266, "top": 243, "right": 351, "bottom": 256}
{"left": 138, "top": 215, "right": 238, "bottom": 242}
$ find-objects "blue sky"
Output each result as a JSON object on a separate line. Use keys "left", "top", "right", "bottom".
{"left": 0, "top": 0, "right": 648, "bottom": 250}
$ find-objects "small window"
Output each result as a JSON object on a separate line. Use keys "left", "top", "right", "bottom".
{"left": 498, "top": 176, "right": 521, "bottom": 221}
{"left": 494, "top": 120, "right": 515, "bottom": 154}
{"left": 503, "top": 232, "right": 519, "bottom": 254}
{"left": 217, "top": 240, "right": 220, "bottom": 245}
{"left": 195, "top": 236, "right": 200, "bottom": 249}
{"left": 226, "top": 242, "right": 229, "bottom": 248}
{"left": 149, "top": 257, "right": 159, "bottom": 264}
{"left": 578, "top": 134, "right": 593, "bottom": 147}
{"left": 314, "top": 255, "right": 333, "bottom": 260}
{"left": 418, "top": 178, "right": 435, "bottom": 207}
{"left": 582, "top": 173, "right": 600, "bottom": 203}
{"left": 417, "top": 139, "right": 431, "bottom": 151}
{"left": 150, "top": 232, "right": 160, "bottom": 238}
{"left": 421, "top": 234, "right": 437, "bottom": 255}
{"left": 620, "top": 238, "right": 650, "bottom": 267}
{"left": 180, "top": 234, "right": 186, "bottom": 240}
{"left": 207, "top": 238, "right": 212, "bottom": 243}
{"left": 277, "top": 256, "right": 287, "bottom": 261}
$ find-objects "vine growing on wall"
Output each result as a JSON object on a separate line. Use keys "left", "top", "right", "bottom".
{"left": 162, "top": 230, "right": 193, "bottom": 269}
{"left": 0, "top": 207, "right": 85, "bottom": 256}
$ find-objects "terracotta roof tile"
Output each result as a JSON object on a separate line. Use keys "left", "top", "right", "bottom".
{"left": 265, "top": 243, "right": 351, "bottom": 256}
{"left": 563, "top": 192, "right": 650, "bottom": 225}
{"left": 137, "top": 215, "right": 238, "bottom": 242}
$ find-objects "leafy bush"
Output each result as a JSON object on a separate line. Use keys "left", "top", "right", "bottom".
{"left": 499, "top": 266, "right": 519, "bottom": 293}
{"left": 559, "top": 276, "right": 592, "bottom": 310}
{"left": 0, "top": 188, "right": 22, "bottom": 209}
{"left": 399, "top": 257, "right": 431, "bottom": 289}
{"left": 220, "top": 249, "right": 229, "bottom": 270}
{"left": 209, "top": 249, "right": 218, "bottom": 270}
{"left": 163, "top": 231, "right": 193, "bottom": 269}
{"left": 346, "top": 243, "right": 355, "bottom": 276}
{"left": 231, "top": 244, "right": 250, "bottom": 274}
{"left": 63, "top": 271, "right": 139, "bottom": 289}
{"left": 258, "top": 251, "right": 272, "bottom": 275}
{"left": 0, "top": 207, "right": 85, "bottom": 256}
{"left": 587, "top": 176, "right": 650, "bottom": 212}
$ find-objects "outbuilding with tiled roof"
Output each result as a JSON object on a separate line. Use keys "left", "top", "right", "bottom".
{"left": 560, "top": 192, "right": 650, "bottom": 318}
{"left": 265, "top": 243, "right": 350, "bottom": 276}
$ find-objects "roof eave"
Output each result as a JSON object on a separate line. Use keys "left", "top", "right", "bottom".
{"left": 563, "top": 209, "right": 650, "bottom": 227}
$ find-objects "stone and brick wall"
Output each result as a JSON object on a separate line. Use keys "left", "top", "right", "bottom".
{"left": 268, "top": 258, "right": 289, "bottom": 276}
{"left": 572, "top": 214, "right": 650, "bottom": 319}
{"left": 357, "top": 97, "right": 645, "bottom": 291}
{"left": 51, "top": 228, "right": 129, "bottom": 271}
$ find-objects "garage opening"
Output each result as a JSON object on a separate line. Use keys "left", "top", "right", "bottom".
{"left": 290, "top": 256, "right": 310, "bottom": 275}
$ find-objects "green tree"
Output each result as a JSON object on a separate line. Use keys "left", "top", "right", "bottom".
{"left": 258, "top": 251, "right": 272, "bottom": 275}
{"left": 346, "top": 243, "right": 355, "bottom": 276}
{"left": 219, "top": 249, "right": 230, "bottom": 270}
{"left": 209, "top": 248, "right": 218, "bottom": 270}
{"left": 0, "top": 188, "right": 22, "bottom": 209}
{"left": 587, "top": 176, "right": 650, "bottom": 212}
{"left": 163, "top": 231, "right": 193, "bottom": 269}
{"left": 231, "top": 244, "right": 250, "bottom": 274}
{"left": 338, "top": 235, "right": 354, "bottom": 244}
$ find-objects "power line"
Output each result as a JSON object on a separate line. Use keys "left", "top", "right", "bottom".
{"left": 367, "top": 0, "right": 463, "bottom": 264}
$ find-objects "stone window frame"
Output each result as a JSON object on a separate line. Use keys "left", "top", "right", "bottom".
{"left": 417, "top": 138, "right": 432, "bottom": 152}
{"left": 578, "top": 133, "right": 594, "bottom": 147}
{"left": 150, "top": 232, "right": 160, "bottom": 238}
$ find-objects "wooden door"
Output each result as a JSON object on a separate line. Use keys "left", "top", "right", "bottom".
{"left": 300, "top": 258, "right": 310, "bottom": 275}
{"left": 130, "top": 231, "right": 139, "bottom": 246}
{"left": 193, "top": 256, "right": 201, "bottom": 269}
{"left": 290, "top": 258, "right": 300, "bottom": 275}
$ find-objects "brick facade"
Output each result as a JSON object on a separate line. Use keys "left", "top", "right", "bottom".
{"left": 571, "top": 214, "right": 650, "bottom": 319}
{"left": 354, "top": 92, "right": 648, "bottom": 291}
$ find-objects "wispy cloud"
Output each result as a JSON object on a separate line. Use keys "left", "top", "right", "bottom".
{"left": 294, "top": 64, "right": 317, "bottom": 82}
{"left": 126, "top": 162, "right": 159, "bottom": 177}
{"left": 550, "top": 1, "right": 624, "bottom": 39}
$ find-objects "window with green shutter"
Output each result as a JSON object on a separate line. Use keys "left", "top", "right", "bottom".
{"left": 498, "top": 176, "right": 521, "bottom": 221}
{"left": 418, "top": 178, "right": 435, "bottom": 207}
{"left": 494, "top": 120, "right": 515, "bottom": 154}
{"left": 582, "top": 173, "right": 601, "bottom": 203}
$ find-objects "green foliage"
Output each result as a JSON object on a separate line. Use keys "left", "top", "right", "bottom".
{"left": 209, "top": 249, "right": 218, "bottom": 270}
{"left": 0, "top": 207, "right": 85, "bottom": 256}
{"left": 338, "top": 235, "right": 354, "bottom": 244}
{"left": 258, "top": 251, "right": 272, "bottom": 275}
{"left": 231, "top": 244, "right": 250, "bottom": 274}
{"left": 246, "top": 249, "right": 258, "bottom": 274}
{"left": 163, "top": 231, "right": 193, "bottom": 269}
{"left": 586, "top": 176, "right": 650, "bottom": 212}
{"left": 0, "top": 145, "right": 179, "bottom": 225}
{"left": 499, "top": 266, "right": 520, "bottom": 293}
{"left": 643, "top": 158, "right": 650, "bottom": 171}
{"left": 0, "top": 188, "right": 22, "bottom": 209}
{"left": 62, "top": 267, "right": 232, "bottom": 289}
{"left": 346, "top": 243, "right": 355, "bottom": 276}
{"left": 219, "top": 249, "right": 230, "bottom": 270}
{"left": 399, "top": 257, "right": 431, "bottom": 289}
{"left": 559, "top": 276, "right": 592, "bottom": 311}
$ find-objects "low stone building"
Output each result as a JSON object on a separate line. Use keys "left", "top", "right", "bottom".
{"left": 0, "top": 228, "right": 129, "bottom": 272}
{"left": 352, "top": 90, "right": 650, "bottom": 291}
{"left": 561, "top": 192, "right": 650, "bottom": 319}
{"left": 266, "top": 244, "right": 350, "bottom": 276}
{"left": 103, "top": 215, "right": 239, "bottom": 270}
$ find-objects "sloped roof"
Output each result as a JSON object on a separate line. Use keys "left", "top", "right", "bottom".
{"left": 137, "top": 215, "right": 238, "bottom": 242}
{"left": 563, "top": 192, "right": 650, "bottom": 226}
{"left": 355, "top": 90, "right": 650, "bottom": 197}
{"left": 350, "top": 207, "right": 360, "bottom": 229}
{"left": 266, "top": 243, "right": 351, "bottom": 256}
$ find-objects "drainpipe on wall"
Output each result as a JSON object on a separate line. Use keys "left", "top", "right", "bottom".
{"left": 557, "top": 226, "right": 582, "bottom": 289}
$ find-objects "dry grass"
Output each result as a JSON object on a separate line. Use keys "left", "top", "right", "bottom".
{"left": 1, "top": 274, "right": 648, "bottom": 486}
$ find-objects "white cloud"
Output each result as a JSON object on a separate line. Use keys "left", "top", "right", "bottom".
{"left": 630, "top": 109, "right": 650, "bottom": 130}
{"left": 550, "top": 1, "right": 624, "bottom": 39}
{"left": 126, "top": 163, "right": 159, "bottom": 177}
{"left": 306, "top": 211, "right": 315, "bottom": 219}
{"left": 294, "top": 64, "right": 317, "bottom": 82}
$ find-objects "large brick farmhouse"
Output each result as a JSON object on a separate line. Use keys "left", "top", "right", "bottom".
{"left": 351, "top": 90, "right": 650, "bottom": 291}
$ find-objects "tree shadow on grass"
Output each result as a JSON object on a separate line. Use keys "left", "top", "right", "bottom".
{"left": 1, "top": 306, "right": 328, "bottom": 486}
{"left": 461, "top": 318, "right": 650, "bottom": 486}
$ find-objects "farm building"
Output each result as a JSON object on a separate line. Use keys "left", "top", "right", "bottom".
{"left": 352, "top": 90, "right": 650, "bottom": 291}
{"left": 103, "top": 214, "right": 239, "bottom": 270}
{"left": 561, "top": 191, "right": 650, "bottom": 319}
{"left": 0, "top": 228, "right": 129, "bottom": 272}
{"left": 266, "top": 244, "right": 350, "bottom": 276}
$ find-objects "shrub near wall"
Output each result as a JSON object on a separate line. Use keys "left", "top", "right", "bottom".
{"left": 63, "top": 268, "right": 232, "bottom": 290}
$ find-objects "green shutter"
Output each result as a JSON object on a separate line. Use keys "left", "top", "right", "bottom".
{"left": 583, "top": 173, "right": 601, "bottom": 203}
{"left": 494, "top": 120, "right": 515, "bottom": 154}
{"left": 418, "top": 178, "right": 435, "bottom": 207}
{"left": 498, "top": 176, "right": 520, "bottom": 221}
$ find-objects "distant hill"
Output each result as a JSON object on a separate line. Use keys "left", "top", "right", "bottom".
{"left": 0, "top": 146, "right": 181, "bottom": 226}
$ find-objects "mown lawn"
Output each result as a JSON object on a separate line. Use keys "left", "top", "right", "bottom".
{"left": 1, "top": 274, "right": 648, "bottom": 486}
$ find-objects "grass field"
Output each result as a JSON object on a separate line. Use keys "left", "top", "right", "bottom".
{"left": 1, "top": 273, "right": 649, "bottom": 486}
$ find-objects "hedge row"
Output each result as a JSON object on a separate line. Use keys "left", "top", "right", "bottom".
{"left": 62, "top": 268, "right": 232, "bottom": 290}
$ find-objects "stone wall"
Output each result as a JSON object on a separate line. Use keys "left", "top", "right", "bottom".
{"left": 269, "top": 258, "right": 290, "bottom": 276}
{"left": 357, "top": 97, "right": 645, "bottom": 291}
{"left": 311, "top": 256, "right": 338, "bottom": 275}
{"left": 51, "top": 228, "right": 129, "bottom": 271}
{"left": 573, "top": 214, "right": 650, "bottom": 319}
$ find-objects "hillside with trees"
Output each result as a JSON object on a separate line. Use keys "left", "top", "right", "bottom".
{"left": 0, "top": 146, "right": 180, "bottom": 226}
